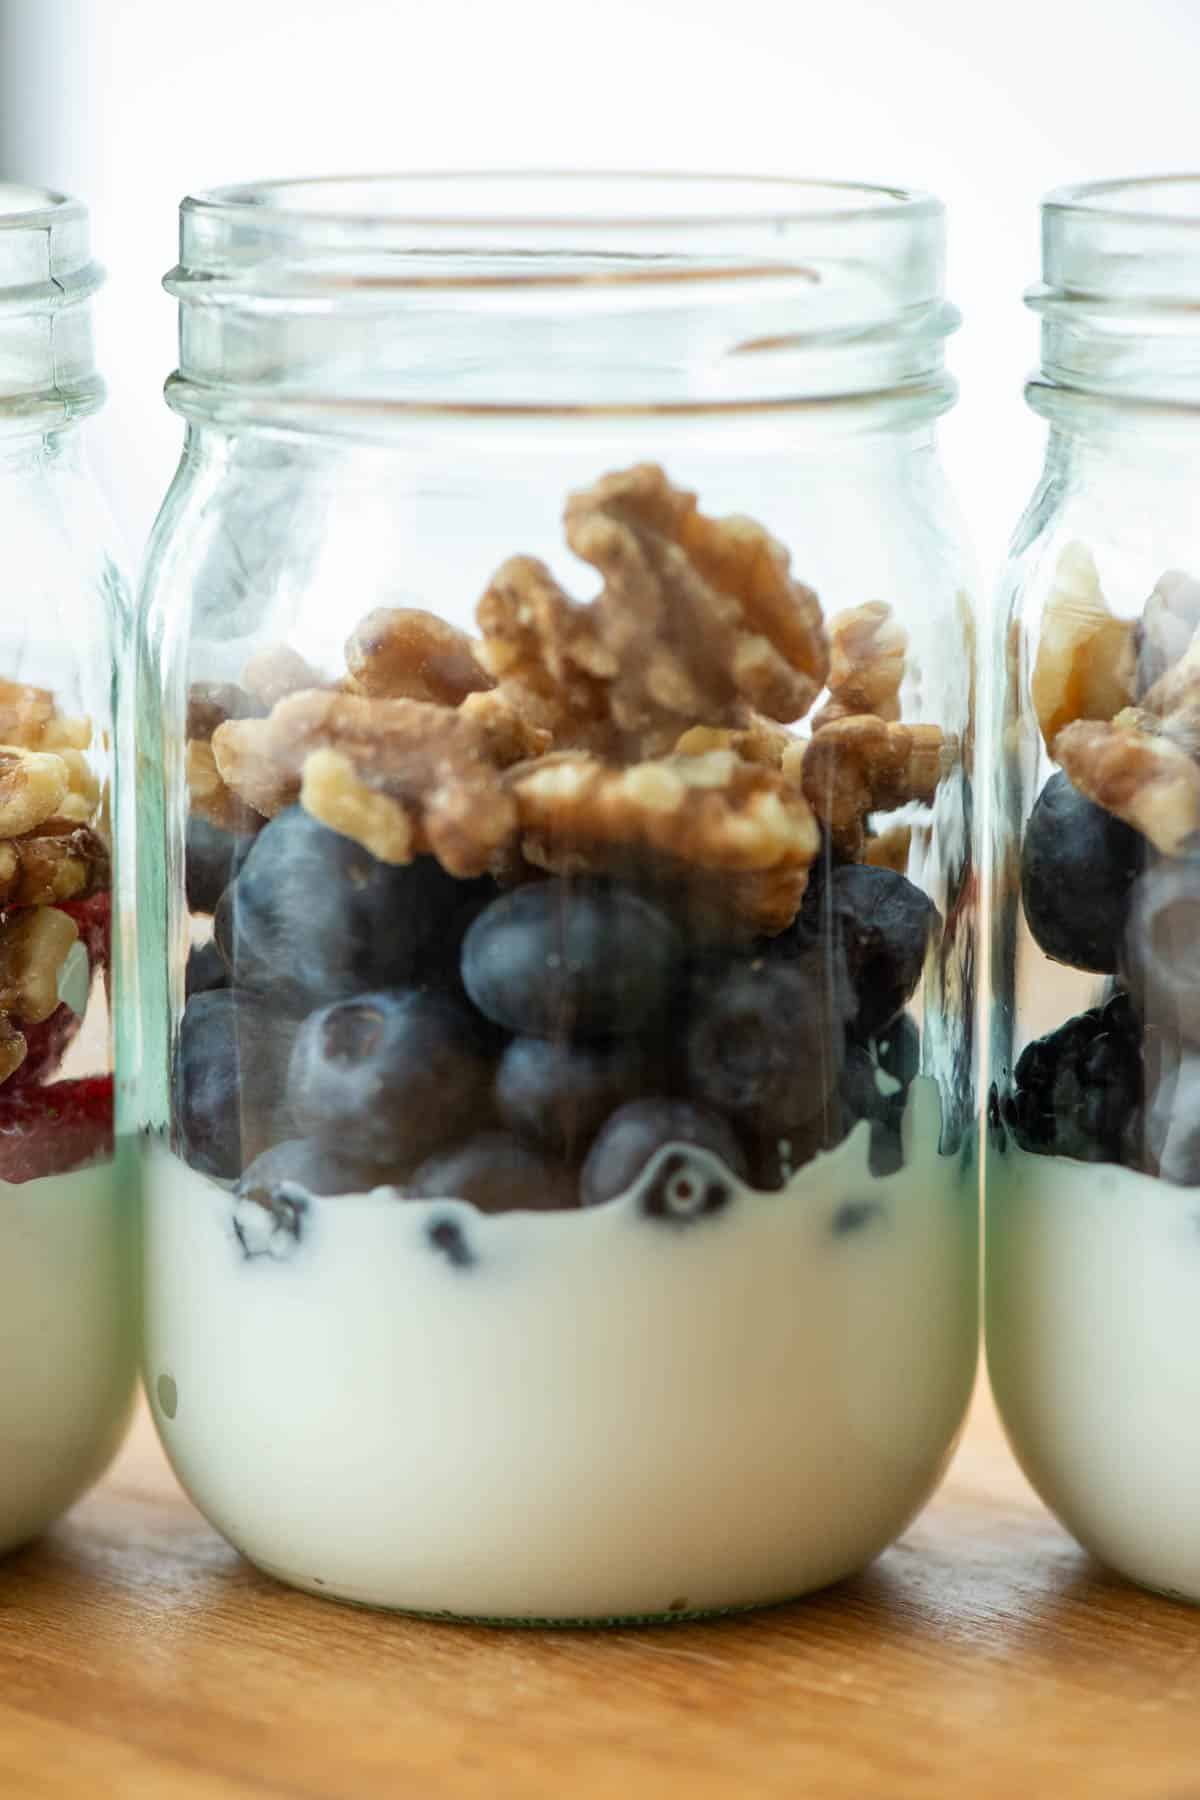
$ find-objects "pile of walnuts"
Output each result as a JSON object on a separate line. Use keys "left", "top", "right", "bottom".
{"left": 196, "top": 464, "right": 952, "bottom": 934}
{"left": 0, "top": 684, "right": 108, "bottom": 1084}
{"left": 1032, "top": 548, "right": 1200, "bottom": 857}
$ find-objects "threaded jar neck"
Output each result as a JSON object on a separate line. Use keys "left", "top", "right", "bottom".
{"left": 0, "top": 186, "right": 104, "bottom": 429}
{"left": 165, "top": 171, "right": 958, "bottom": 432}
{"left": 1028, "top": 175, "right": 1200, "bottom": 425}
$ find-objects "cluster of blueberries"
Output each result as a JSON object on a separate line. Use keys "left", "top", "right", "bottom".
{"left": 179, "top": 805, "right": 939, "bottom": 1215}
{"left": 1010, "top": 770, "right": 1200, "bottom": 1181}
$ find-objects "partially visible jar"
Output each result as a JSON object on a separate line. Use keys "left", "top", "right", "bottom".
{"left": 987, "top": 175, "right": 1200, "bottom": 1601}
{"left": 133, "top": 173, "right": 978, "bottom": 1621}
{"left": 0, "top": 187, "right": 132, "bottom": 1553}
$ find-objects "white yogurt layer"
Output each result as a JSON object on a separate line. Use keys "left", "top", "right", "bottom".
{"left": 145, "top": 1079, "right": 977, "bottom": 1621}
{"left": 988, "top": 1144, "right": 1200, "bottom": 1602}
{"left": 0, "top": 1159, "right": 137, "bottom": 1555}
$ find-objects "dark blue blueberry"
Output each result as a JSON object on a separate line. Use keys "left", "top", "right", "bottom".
{"left": 1005, "top": 993, "right": 1143, "bottom": 1165}
{"left": 406, "top": 1133, "right": 578, "bottom": 1212}
{"left": 217, "top": 806, "right": 482, "bottom": 1010}
{"left": 185, "top": 939, "right": 229, "bottom": 1000}
{"left": 175, "top": 989, "right": 298, "bottom": 1180}
{"left": 798, "top": 863, "right": 939, "bottom": 1037}
{"left": 462, "top": 879, "right": 682, "bottom": 1039}
{"left": 495, "top": 1035, "right": 651, "bottom": 1159}
{"left": 185, "top": 815, "right": 254, "bottom": 916}
{"left": 637, "top": 1148, "right": 735, "bottom": 1226}
{"left": 287, "top": 988, "right": 494, "bottom": 1169}
{"left": 580, "top": 1099, "right": 747, "bottom": 1207}
{"left": 684, "top": 954, "right": 850, "bottom": 1139}
{"left": 1022, "top": 772, "right": 1144, "bottom": 974}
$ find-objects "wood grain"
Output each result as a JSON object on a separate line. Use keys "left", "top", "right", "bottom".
{"left": 2, "top": 1385, "right": 1200, "bottom": 1800}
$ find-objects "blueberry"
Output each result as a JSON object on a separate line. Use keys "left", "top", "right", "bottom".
{"left": 287, "top": 988, "right": 495, "bottom": 1169}
{"left": 186, "top": 816, "right": 254, "bottom": 916}
{"left": 406, "top": 1133, "right": 578, "bottom": 1212}
{"left": 1124, "top": 862, "right": 1200, "bottom": 1046}
{"left": 463, "top": 880, "right": 682, "bottom": 1040}
{"left": 580, "top": 1099, "right": 747, "bottom": 1207}
{"left": 1021, "top": 772, "right": 1144, "bottom": 974}
{"left": 185, "top": 939, "right": 229, "bottom": 1000}
{"left": 874, "top": 1012, "right": 920, "bottom": 1088}
{"left": 175, "top": 989, "right": 298, "bottom": 1180}
{"left": 1005, "top": 993, "right": 1143, "bottom": 1165}
{"left": 797, "top": 864, "right": 938, "bottom": 1037}
{"left": 684, "top": 955, "right": 849, "bottom": 1140}
{"left": 637, "top": 1149, "right": 736, "bottom": 1225}
{"left": 495, "top": 1036, "right": 652, "bottom": 1159}
{"left": 1135, "top": 571, "right": 1200, "bottom": 696}
{"left": 218, "top": 806, "right": 483, "bottom": 1010}
{"left": 236, "top": 1137, "right": 397, "bottom": 1197}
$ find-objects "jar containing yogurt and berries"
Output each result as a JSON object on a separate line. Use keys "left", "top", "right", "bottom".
{"left": 987, "top": 175, "right": 1200, "bottom": 1602}
{"left": 0, "top": 187, "right": 131, "bottom": 1553}
{"left": 132, "top": 173, "right": 979, "bottom": 1620}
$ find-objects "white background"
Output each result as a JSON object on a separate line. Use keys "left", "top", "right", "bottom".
{"left": 0, "top": 0, "right": 1198, "bottom": 577}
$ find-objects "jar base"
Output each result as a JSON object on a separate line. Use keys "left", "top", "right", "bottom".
{"left": 242, "top": 1554, "right": 860, "bottom": 1627}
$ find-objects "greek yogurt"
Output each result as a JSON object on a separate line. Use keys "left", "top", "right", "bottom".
{"left": 0, "top": 1159, "right": 137, "bottom": 1554}
{"left": 145, "top": 1079, "right": 977, "bottom": 1621}
{"left": 988, "top": 1142, "right": 1200, "bottom": 1602}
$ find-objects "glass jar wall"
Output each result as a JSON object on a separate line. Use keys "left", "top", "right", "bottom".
{"left": 132, "top": 174, "right": 978, "bottom": 1621}
{"left": 987, "top": 176, "right": 1200, "bottom": 1602}
{"left": 0, "top": 187, "right": 132, "bottom": 1553}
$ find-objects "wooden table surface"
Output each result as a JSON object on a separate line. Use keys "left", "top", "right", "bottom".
{"left": 3, "top": 1384, "right": 1200, "bottom": 1800}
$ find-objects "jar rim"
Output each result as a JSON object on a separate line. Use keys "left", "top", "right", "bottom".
{"left": 0, "top": 184, "right": 84, "bottom": 231}
{"left": 182, "top": 169, "right": 941, "bottom": 236}
{"left": 1044, "top": 173, "right": 1200, "bottom": 230}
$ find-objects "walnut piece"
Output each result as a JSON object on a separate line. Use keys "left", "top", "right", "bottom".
{"left": 798, "top": 715, "right": 947, "bottom": 858}
{"left": 475, "top": 466, "right": 828, "bottom": 758}
{"left": 0, "top": 681, "right": 55, "bottom": 747}
{"left": 300, "top": 748, "right": 414, "bottom": 865}
{"left": 215, "top": 691, "right": 520, "bottom": 878}
{"left": 345, "top": 608, "right": 493, "bottom": 706}
{"left": 1031, "top": 543, "right": 1135, "bottom": 751}
{"left": 511, "top": 747, "right": 820, "bottom": 880}
{"left": 186, "top": 739, "right": 263, "bottom": 836}
{"left": 673, "top": 715, "right": 793, "bottom": 769}
{"left": 187, "top": 681, "right": 263, "bottom": 744}
{"left": 475, "top": 556, "right": 616, "bottom": 753}
{"left": 0, "top": 1012, "right": 26, "bottom": 1085}
{"left": 813, "top": 602, "right": 907, "bottom": 729}
{"left": 0, "top": 906, "right": 78, "bottom": 1025}
{"left": 0, "top": 825, "right": 109, "bottom": 908}
{"left": 563, "top": 463, "right": 828, "bottom": 748}
{"left": 1055, "top": 714, "right": 1200, "bottom": 857}
{"left": 0, "top": 746, "right": 71, "bottom": 838}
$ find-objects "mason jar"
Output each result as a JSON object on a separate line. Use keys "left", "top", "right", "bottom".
{"left": 0, "top": 186, "right": 132, "bottom": 1554}
{"left": 132, "top": 173, "right": 978, "bottom": 1621}
{"left": 987, "top": 175, "right": 1200, "bottom": 1602}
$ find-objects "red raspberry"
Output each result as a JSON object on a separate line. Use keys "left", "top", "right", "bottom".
{"left": 0, "top": 1074, "right": 114, "bottom": 1184}
{"left": 59, "top": 889, "right": 111, "bottom": 973}
{"left": 14, "top": 1003, "right": 83, "bottom": 1087}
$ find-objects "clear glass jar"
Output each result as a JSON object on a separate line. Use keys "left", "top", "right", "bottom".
{"left": 0, "top": 187, "right": 132, "bottom": 1554}
{"left": 987, "top": 175, "right": 1200, "bottom": 1602}
{"left": 132, "top": 173, "right": 978, "bottom": 1621}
